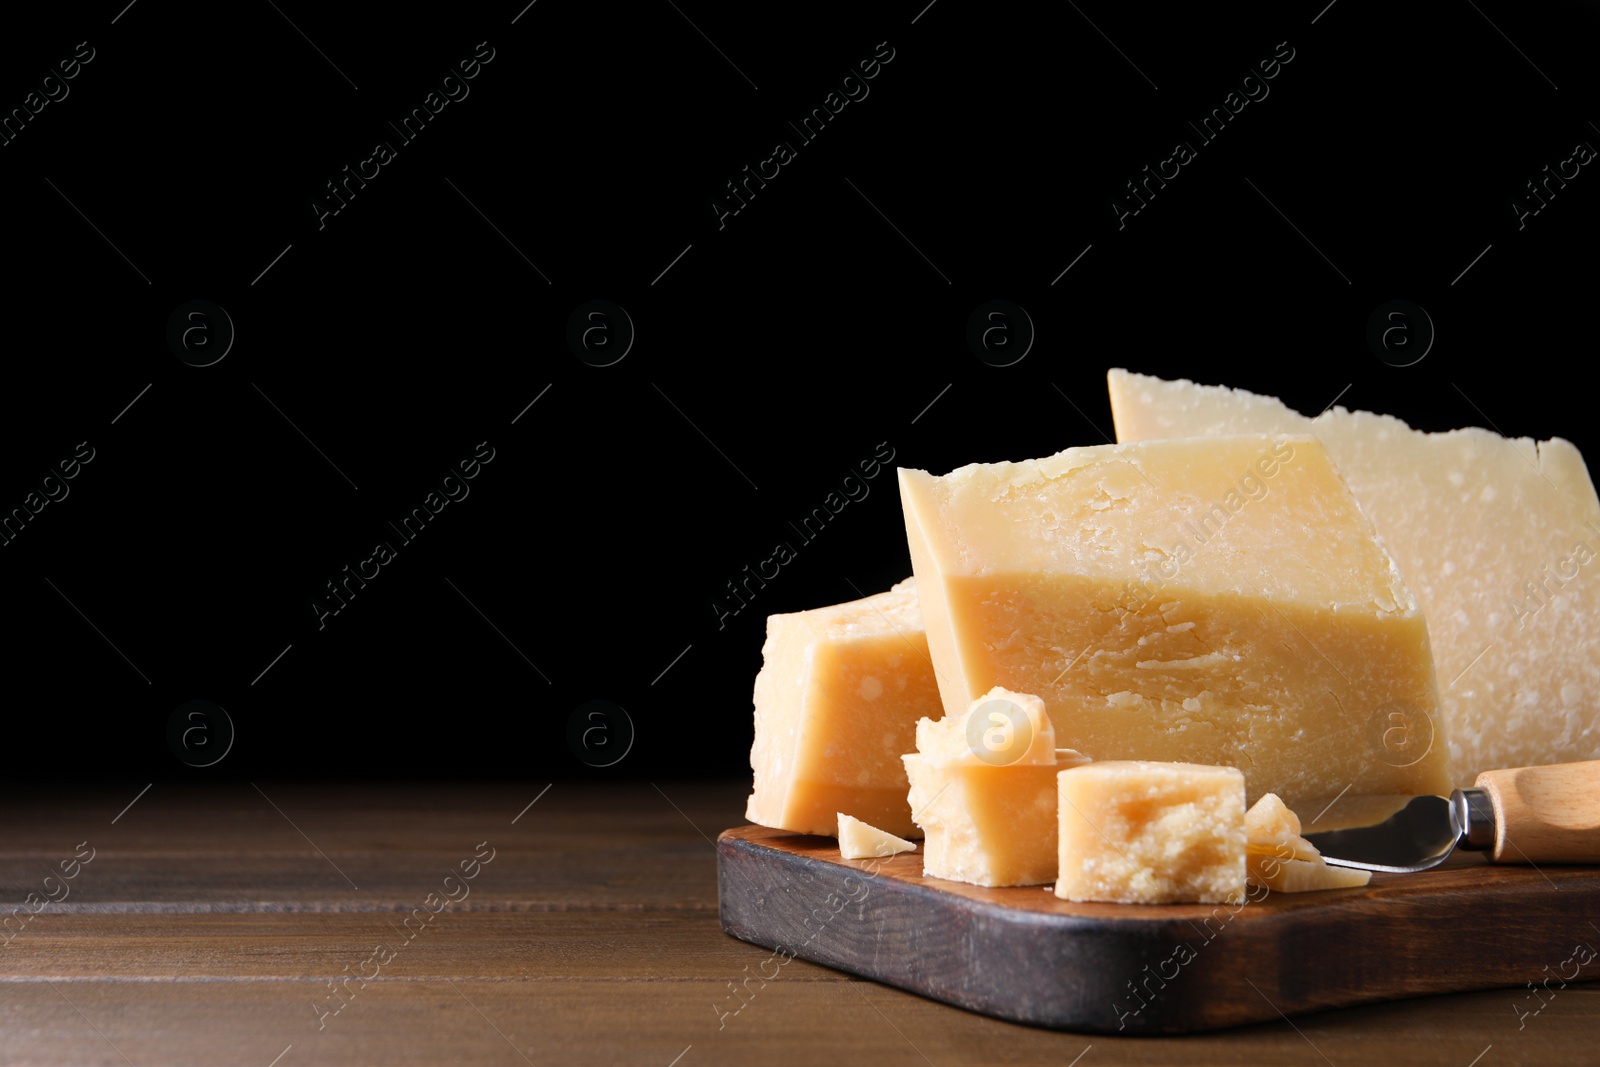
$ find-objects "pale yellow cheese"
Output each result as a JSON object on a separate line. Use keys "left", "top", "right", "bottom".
{"left": 1056, "top": 761, "right": 1247, "bottom": 904}
{"left": 1254, "top": 857, "right": 1369, "bottom": 895}
{"left": 1243, "top": 792, "right": 1315, "bottom": 855}
{"left": 836, "top": 813, "right": 916, "bottom": 860}
{"left": 904, "top": 689, "right": 1090, "bottom": 886}
{"left": 1108, "top": 368, "right": 1600, "bottom": 785}
{"left": 904, "top": 755, "right": 1089, "bottom": 887}
{"left": 1244, "top": 792, "right": 1371, "bottom": 892}
{"left": 1250, "top": 854, "right": 1372, "bottom": 892}
{"left": 746, "top": 578, "right": 939, "bottom": 838}
{"left": 899, "top": 434, "right": 1450, "bottom": 809}
{"left": 914, "top": 686, "right": 1055, "bottom": 766}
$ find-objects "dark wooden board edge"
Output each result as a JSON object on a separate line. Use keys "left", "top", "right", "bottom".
{"left": 716, "top": 824, "right": 1600, "bottom": 1034}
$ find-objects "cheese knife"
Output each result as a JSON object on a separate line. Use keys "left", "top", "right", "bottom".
{"left": 1303, "top": 759, "right": 1600, "bottom": 873}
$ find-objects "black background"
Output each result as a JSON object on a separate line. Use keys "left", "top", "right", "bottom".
{"left": 3, "top": 1, "right": 1596, "bottom": 784}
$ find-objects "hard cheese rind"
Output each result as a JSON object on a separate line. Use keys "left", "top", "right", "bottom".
{"left": 1108, "top": 368, "right": 1600, "bottom": 785}
{"left": 1057, "top": 761, "right": 1247, "bottom": 905}
{"left": 746, "top": 578, "right": 939, "bottom": 838}
{"left": 899, "top": 434, "right": 1450, "bottom": 808}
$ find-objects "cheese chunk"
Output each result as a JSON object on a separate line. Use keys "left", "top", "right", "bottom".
{"left": 1245, "top": 792, "right": 1371, "bottom": 892}
{"left": 746, "top": 579, "right": 940, "bottom": 838}
{"left": 1108, "top": 368, "right": 1600, "bottom": 785}
{"left": 1056, "top": 761, "right": 1246, "bottom": 904}
{"left": 905, "top": 690, "right": 1089, "bottom": 886}
{"left": 899, "top": 434, "right": 1450, "bottom": 808}
{"left": 1250, "top": 855, "right": 1372, "bottom": 892}
{"left": 915, "top": 686, "right": 1055, "bottom": 766}
{"left": 904, "top": 751, "right": 1091, "bottom": 887}
{"left": 837, "top": 813, "right": 916, "bottom": 860}
{"left": 1244, "top": 792, "right": 1314, "bottom": 854}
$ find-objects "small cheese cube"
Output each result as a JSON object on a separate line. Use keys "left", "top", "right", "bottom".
{"left": 1056, "top": 761, "right": 1246, "bottom": 905}
{"left": 904, "top": 757, "right": 1066, "bottom": 887}
{"left": 746, "top": 579, "right": 941, "bottom": 838}
{"left": 1244, "top": 792, "right": 1371, "bottom": 892}
{"left": 904, "top": 690, "right": 1090, "bottom": 886}
{"left": 837, "top": 813, "right": 916, "bottom": 860}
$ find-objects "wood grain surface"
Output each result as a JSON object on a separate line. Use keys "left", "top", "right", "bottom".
{"left": 719, "top": 823, "right": 1600, "bottom": 1033}
{"left": 2, "top": 781, "right": 1597, "bottom": 1064}
{"left": 1476, "top": 760, "right": 1600, "bottom": 863}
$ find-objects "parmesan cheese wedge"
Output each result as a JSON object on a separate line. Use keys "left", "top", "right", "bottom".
{"left": 1244, "top": 793, "right": 1371, "bottom": 892}
{"left": 898, "top": 433, "right": 1450, "bottom": 808}
{"left": 746, "top": 578, "right": 939, "bottom": 838}
{"left": 1108, "top": 368, "right": 1600, "bottom": 785}
{"left": 1249, "top": 855, "right": 1373, "bottom": 893}
{"left": 837, "top": 813, "right": 916, "bottom": 860}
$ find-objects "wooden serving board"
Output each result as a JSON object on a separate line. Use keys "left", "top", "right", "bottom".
{"left": 717, "top": 824, "right": 1600, "bottom": 1034}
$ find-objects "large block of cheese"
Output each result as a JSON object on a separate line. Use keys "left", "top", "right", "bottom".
{"left": 746, "top": 578, "right": 940, "bottom": 838}
{"left": 1056, "top": 761, "right": 1246, "bottom": 904}
{"left": 898, "top": 434, "right": 1450, "bottom": 808}
{"left": 1108, "top": 369, "right": 1600, "bottom": 785}
{"left": 904, "top": 689, "right": 1090, "bottom": 886}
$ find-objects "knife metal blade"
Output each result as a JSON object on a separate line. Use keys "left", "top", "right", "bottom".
{"left": 1304, "top": 789, "right": 1497, "bottom": 873}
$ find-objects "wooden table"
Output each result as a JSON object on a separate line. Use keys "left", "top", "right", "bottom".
{"left": 2, "top": 782, "right": 1594, "bottom": 1065}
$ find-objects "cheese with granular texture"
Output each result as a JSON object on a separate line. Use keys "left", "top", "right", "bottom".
{"left": 1056, "top": 761, "right": 1247, "bottom": 904}
{"left": 904, "top": 756, "right": 1089, "bottom": 887}
{"left": 904, "top": 690, "right": 1091, "bottom": 887}
{"left": 1107, "top": 368, "right": 1600, "bottom": 786}
{"left": 1244, "top": 793, "right": 1370, "bottom": 892}
{"left": 746, "top": 579, "right": 939, "bottom": 838}
{"left": 898, "top": 434, "right": 1450, "bottom": 808}
{"left": 914, "top": 686, "right": 1055, "bottom": 766}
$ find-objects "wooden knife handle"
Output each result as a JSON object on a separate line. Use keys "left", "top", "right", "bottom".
{"left": 1476, "top": 760, "right": 1600, "bottom": 864}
